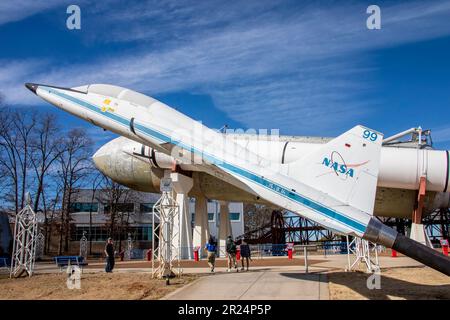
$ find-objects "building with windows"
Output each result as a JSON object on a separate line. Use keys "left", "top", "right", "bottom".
{"left": 201, "top": 200, "right": 244, "bottom": 241}
{"left": 67, "top": 189, "right": 244, "bottom": 255}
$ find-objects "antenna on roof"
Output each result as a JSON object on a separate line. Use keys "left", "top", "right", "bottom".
{"left": 219, "top": 124, "right": 228, "bottom": 133}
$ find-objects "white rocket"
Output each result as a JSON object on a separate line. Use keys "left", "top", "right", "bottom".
{"left": 92, "top": 134, "right": 450, "bottom": 219}
{"left": 25, "top": 83, "right": 450, "bottom": 275}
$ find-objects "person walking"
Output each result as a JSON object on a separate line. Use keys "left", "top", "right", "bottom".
{"left": 205, "top": 235, "right": 217, "bottom": 273}
{"left": 226, "top": 235, "right": 238, "bottom": 272}
{"left": 240, "top": 241, "right": 251, "bottom": 271}
{"left": 104, "top": 238, "right": 115, "bottom": 273}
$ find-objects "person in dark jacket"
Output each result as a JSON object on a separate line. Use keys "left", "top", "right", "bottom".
{"left": 226, "top": 236, "right": 238, "bottom": 272}
{"left": 104, "top": 238, "right": 115, "bottom": 273}
{"left": 239, "top": 241, "right": 251, "bottom": 271}
{"left": 205, "top": 235, "right": 217, "bottom": 272}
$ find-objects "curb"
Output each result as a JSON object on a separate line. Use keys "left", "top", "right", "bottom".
{"left": 160, "top": 276, "right": 204, "bottom": 300}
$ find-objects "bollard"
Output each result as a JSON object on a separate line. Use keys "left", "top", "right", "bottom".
{"left": 443, "top": 245, "right": 449, "bottom": 256}
{"left": 391, "top": 249, "right": 397, "bottom": 258}
{"left": 147, "top": 249, "right": 152, "bottom": 261}
{"left": 440, "top": 240, "right": 449, "bottom": 256}
{"left": 288, "top": 248, "right": 293, "bottom": 259}
{"left": 194, "top": 249, "right": 199, "bottom": 261}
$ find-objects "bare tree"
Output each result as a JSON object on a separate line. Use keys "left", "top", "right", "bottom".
{"left": 13, "top": 111, "right": 37, "bottom": 209}
{"left": 243, "top": 203, "right": 274, "bottom": 233}
{"left": 56, "top": 128, "right": 93, "bottom": 254}
{"left": 29, "top": 114, "right": 64, "bottom": 252}
{"left": 88, "top": 172, "right": 106, "bottom": 255}
{"left": 0, "top": 110, "right": 20, "bottom": 213}
{"left": 0, "top": 109, "right": 36, "bottom": 213}
{"left": 117, "top": 190, "right": 136, "bottom": 252}
{"left": 100, "top": 179, "right": 136, "bottom": 252}
{"left": 30, "top": 113, "right": 63, "bottom": 212}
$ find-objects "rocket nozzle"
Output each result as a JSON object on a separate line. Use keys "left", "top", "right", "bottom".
{"left": 363, "top": 218, "right": 450, "bottom": 276}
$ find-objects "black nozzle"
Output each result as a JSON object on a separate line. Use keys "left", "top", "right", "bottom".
{"left": 392, "top": 233, "right": 450, "bottom": 276}
{"left": 364, "top": 217, "right": 450, "bottom": 276}
{"left": 25, "top": 83, "right": 38, "bottom": 94}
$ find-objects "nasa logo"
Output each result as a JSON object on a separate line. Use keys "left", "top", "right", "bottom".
{"left": 322, "top": 156, "right": 354, "bottom": 177}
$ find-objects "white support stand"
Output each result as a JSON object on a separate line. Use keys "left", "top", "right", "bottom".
{"left": 79, "top": 231, "right": 87, "bottom": 259}
{"left": 345, "top": 236, "right": 380, "bottom": 273}
{"left": 218, "top": 201, "right": 232, "bottom": 257}
{"left": 10, "top": 198, "right": 38, "bottom": 278}
{"left": 35, "top": 229, "right": 45, "bottom": 260}
{"left": 171, "top": 172, "right": 194, "bottom": 260}
{"left": 192, "top": 195, "right": 209, "bottom": 258}
{"left": 125, "top": 233, "right": 133, "bottom": 260}
{"left": 410, "top": 223, "right": 433, "bottom": 248}
{"left": 152, "top": 177, "right": 181, "bottom": 280}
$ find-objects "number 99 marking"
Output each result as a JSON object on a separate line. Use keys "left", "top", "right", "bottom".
{"left": 363, "top": 129, "right": 378, "bottom": 142}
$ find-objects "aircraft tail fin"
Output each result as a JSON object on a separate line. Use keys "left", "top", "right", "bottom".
{"left": 287, "top": 125, "right": 383, "bottom": 214}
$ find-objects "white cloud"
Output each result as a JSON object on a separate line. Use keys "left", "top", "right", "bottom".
{"left": 0, "top": 1, "right": 63, "bottom": 26}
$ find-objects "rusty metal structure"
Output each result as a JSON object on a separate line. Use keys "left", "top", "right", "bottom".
{"left": 375, "top": 208, "right": 450, "bottom": 247}
{"left": 239, "top": 208, "right": 449, "bottom": 246}
{"left": 238, "top": 210, "right": 338, "bottom": 245}
{"left": 424, "top": 208, "right": 450, "bottom": 243}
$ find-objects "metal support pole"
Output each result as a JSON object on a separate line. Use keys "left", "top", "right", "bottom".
{"left": 304, "top": 246, "right": 308, "bottom": 273}
{"left": 346, "top": 235, "right": 351, "bottom": 271}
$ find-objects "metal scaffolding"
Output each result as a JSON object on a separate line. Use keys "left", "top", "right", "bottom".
{"left": 10, "top": 199, "right": 38, "bottom": 278}
{"left": 125, "top": 232, "right": 133, "bottom": 260}
{"left": 381, "top": 208, "right": 450, "bottom": 246}
{"left": 79, "top": 231, "right": 88, "bottom": 259}
{"left": 345, "top": 236, "right": 380, "bottom": 273}
{"left": 424, "top": 208, "right": 450, "bottom": 242}
{"left": 35, "top": 229, "right": 45, "bottom": 260}
{"left": 151, "top": 178, "right": 181, "bottom": 283}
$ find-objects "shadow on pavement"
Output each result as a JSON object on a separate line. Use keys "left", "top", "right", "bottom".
{"left": 327, "top": 270, "right": 450, "bottom": 300}
{"left": 279, "top": 271, "right": 327, "bottom": 282}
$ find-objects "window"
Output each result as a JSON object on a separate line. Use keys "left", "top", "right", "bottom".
{"left": 104, "top": 203, "right": 134, "bottom": 213}
{"left": 229, "top": 212, "right": 240, "bottom": 221}
{"left": 69, "top": 202, "right": 98, "bottom": 213}
{"left": 208, "top": 213, "right": 215, "bottom": 221}
{"left": 72, "top": 225, "right": 152, "bottom": 241}
{"left": 132, "top": 225, "right": 152, "bottom": 241}
{"left": 72, "top": 226, "right": 109, "bottom": 241}
{"left": 140, "top": 203, "right": 155, "bottom": 213}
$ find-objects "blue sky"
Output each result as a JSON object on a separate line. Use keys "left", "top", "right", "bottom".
{"left": 1, "top": 0, "right": 450, "bottom": 149}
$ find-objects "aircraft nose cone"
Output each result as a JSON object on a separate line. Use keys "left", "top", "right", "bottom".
{"left": 25, "top": 83, "right": 38, "bottom": 94}
{"left": 92, "top": 146, "right": 110, "bottom": 174}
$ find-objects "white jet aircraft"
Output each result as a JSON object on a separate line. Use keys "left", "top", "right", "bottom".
{"left": 25, "top": 83, "right": 450, "bottom": 275}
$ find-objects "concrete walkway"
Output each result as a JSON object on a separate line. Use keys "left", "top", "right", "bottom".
{"left": 163, "top": 269, "right": 329, "bottom": 300}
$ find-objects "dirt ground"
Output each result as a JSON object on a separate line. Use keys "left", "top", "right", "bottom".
{"left": 328, "top": 266, "right": 450, "bottom": 300}
{"left": 0, "top": 272, "right": 197, "bottom": 300}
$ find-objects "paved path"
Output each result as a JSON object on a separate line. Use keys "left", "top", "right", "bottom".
{"left": 163, "top": 269, "right": 329, "bottom": 300}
